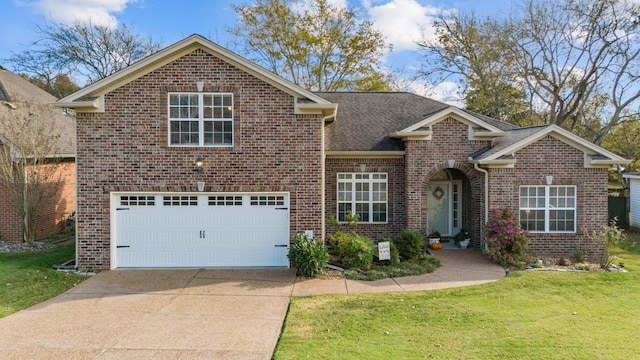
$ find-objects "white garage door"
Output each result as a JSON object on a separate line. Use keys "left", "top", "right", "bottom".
{"left": 113, "top": 193, "right": 290, "bottom": 268}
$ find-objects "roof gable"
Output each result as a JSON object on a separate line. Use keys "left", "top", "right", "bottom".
{"left": 472, "top": 125, "right": 628, "bottom": 168}
{"left": 55, "top": 34, "right": 336, "bottom": 118}
{"left": 318, "top": 92, "right": 451, "bottom": 152}
{"left": 390, "top": 107, "right": 508, "bottom": 141}
{"left": 0, "top": 67, "right": 75, "bottom": 157}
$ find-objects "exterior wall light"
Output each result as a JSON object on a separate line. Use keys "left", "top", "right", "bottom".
{"left": 195, "top": 156, "right": 204, "bottom": 173}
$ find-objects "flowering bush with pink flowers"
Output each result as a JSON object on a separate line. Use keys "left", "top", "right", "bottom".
{"left": 484, "top": 208, "right": 530, "bottom": 268}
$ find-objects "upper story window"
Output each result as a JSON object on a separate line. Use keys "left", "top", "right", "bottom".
{"left": 337, "top": 173, "right": 387, "bottom": 223}
{"left": 519, "top": 185, "right": 576, "bottom": 233}
{"left": 168, "top": 93, "right": 233, "bottom": 147}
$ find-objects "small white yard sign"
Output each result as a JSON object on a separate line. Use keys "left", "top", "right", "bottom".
{"left": 378, "top": 241, "right": 390, "bottom": 261}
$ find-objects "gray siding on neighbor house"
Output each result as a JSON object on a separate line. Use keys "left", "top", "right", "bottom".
{"left": 630, "top": 178, "right": 640, "bottom": 228}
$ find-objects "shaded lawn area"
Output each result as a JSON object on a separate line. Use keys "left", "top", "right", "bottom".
{"left": 275, "top": 244, "right": 640, "bottom": 359}
{"left": 0, "top": 241, "right": 85, "bottom": 318}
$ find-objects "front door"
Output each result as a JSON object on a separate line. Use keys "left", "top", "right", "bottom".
{"left": 427, "top": 181, "right": 461, "bottom": 237}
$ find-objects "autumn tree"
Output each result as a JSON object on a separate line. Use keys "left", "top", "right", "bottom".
{"left": 418, "top": 11, "right": 533, "bottom": 125}
{"left": 21, "top": 74, "right": 80, "bottom": 99}
{"left": 418, "top": 0, "right": 640, "bottom": 144}
{"left": 0, "top": 100, "right": 70, "bottom": 245}
{"left": 230, "top": 0, "right": 392, "bottom": 91}
{"left": 6, "top": 20, "right": 162, "bottom": 86}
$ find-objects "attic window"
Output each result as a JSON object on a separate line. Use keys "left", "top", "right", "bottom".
{"left": 168, "top": 93, "right": 233, "bottom": 147}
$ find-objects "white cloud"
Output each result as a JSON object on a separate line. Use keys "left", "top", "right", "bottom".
{"left": 364, "top": 0, "right": 444, "bottom": 51}
{"left": 20, "top": 0, "right": 136, "bottom": 27}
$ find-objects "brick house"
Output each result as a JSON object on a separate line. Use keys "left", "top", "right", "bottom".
{"left": 56, "top": 35, "right": 627, "bottom": 270}
{"left": 0, "top": 66, "right": 76, "bottom": 242}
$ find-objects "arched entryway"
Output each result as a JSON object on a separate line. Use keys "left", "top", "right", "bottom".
{"left": 423, "top": 162, "right": 484, "bottom": 247}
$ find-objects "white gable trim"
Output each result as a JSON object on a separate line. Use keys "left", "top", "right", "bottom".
{"left": 483, "top": 125, "right": 628, "bottom": 167}
{"left": 395, "top": 107, "right": 507, "bottom": 139}
{"left": 54, "top": 34, "right": 336, "bottom": 117}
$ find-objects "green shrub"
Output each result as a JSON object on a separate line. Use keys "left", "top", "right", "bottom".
{"left": 373, "top": 239, "right": 400, "bottom": 265}
{"left": 335, "top": 233, "right": 374, "bottom": 270}
{"left": 395, "top": 229, "right": 425, "bottom": 260}
{"left": 288, "top": 233, "right": 329, "bottom": 278}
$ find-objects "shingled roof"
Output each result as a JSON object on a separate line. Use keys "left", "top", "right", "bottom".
{"left": 470, "top": 125, "right": 548, "bottom": 160}
{"left": 317, "top": 92, "right": 517, "bottom": 152}
{"left": 0, "top": 66, "right": 75, "bottom": 157}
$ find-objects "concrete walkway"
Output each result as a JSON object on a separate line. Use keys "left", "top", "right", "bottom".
{"left": 293, "top": 249, "right": 505, "bottom": 296}
{"left": 0, "top": 249, "right": 504, "bottom": 359}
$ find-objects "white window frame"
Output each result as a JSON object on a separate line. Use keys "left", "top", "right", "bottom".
{"left": 519, "top": 185, "right": 577, "bottom": 233}
{"left": 168, "top": 92, "right": 234, "bottom": 147}
{"left": 337, "top": 173, "right": 388, "bottom": 224}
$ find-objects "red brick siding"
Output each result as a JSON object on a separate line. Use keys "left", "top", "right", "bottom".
{"left": 0, "top": 183, "right": 21, "bottom": 241}
{"left": 405, "top": 118, "right": 489, "bottom": 244}
{"left": 35, "top": 160, "right": 76, "bottom": 239}
{"left": 75, "top": 49, "right": 323, "bottom": 269}
{"left": 325, "top": 157, "right": 406, "bottom": 240}
{"left": 0, "top": 160, "right": 75, "bottom": 242}
{"left": 488, "top": 136, "right": 608, "bottom": 260}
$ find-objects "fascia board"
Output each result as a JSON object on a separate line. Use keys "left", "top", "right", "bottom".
{"left": 470, "top": 158, "right": 517, "bottom": 168}
{"left": 586, "top": 155, "right": 629, "bottom": 167}
{"left": 53, "top": 96, "right": 102, "bottom": 112}
{"left": 56, "top": 35, "right": 331, "bottom": 108}
{"left": 485, "top": 125, "right": 629, "bottom": 165}
{"left": 296, "top": 102, "right": 338, "bottom": 121}
{"left": 390, "top": 130, "right": 433, "bottom": 141}
{"left": 470, "top": 129, "right": 507, "bottom": 138}
{"left": 399, "top": 107, "right": 505, "bottom": 134}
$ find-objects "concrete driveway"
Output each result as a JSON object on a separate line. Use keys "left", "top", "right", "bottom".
{"left": 0, "top": 250, "right": 504, "bottom": 359}
{"left": 0, "top": 269, "right": 296, "bottom": 360}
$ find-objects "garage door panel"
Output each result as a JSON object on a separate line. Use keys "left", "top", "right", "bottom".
{"left": 115, "top": 193, "right": 290, "bottom": 268}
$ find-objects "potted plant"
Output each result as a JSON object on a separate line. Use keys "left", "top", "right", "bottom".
{"left": 427, "top": 230, "right": 441, "bottom": 245}
{"left": 454, "top": 229, "right": 470, "bottom": 248}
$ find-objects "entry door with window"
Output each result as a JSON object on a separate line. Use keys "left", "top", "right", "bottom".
{"left": 427, "top": 181, "right": 461, "bottom": 237}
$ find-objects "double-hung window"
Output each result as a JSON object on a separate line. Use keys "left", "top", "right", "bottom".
{"left": 337, "top": 173, "right": 387, "bottom": 223}
{"left": 168, "top": 93, "right": 233, "bottom": 147}
{"left": 519, "top": 185, "right": 576, "bottom": 233}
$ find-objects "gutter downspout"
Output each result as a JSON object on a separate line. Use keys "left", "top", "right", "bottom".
{"left": 472, "top": 161, "right": 489, "bottom": 249}
{"left": 320, "top": 107, "right": 337, "bottom": 244}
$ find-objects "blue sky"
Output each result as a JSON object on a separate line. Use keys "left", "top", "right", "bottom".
{"left": 0, "top": 0, "right": 513, "bottom": 99}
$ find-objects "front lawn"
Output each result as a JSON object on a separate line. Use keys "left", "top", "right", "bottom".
{"left": 0, "top": 241, "right": 85, "bottom": 318}
{"left": 274, "top": 243, "right": 640, "bottom": 359}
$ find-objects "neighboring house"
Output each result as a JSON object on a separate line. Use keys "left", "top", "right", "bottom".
{"left": 623, "top": 173, "right": 640, "bottom": 228}
{"left": 0, "top": 66, "right": 76, "bottom": 242}
{"left": 55, "top": 35, "right": 628, "bottom": 270}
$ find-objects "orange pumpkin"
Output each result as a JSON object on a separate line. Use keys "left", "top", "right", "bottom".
{"left": 431, "top": 243, "right": 442, "bottom": 250}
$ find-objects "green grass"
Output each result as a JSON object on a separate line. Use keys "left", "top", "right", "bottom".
{"left": 275, "top": 244, "right": 640, "bottom": 359}
{"left": 0, "top": 241, "right": 86, "bottom": 318}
